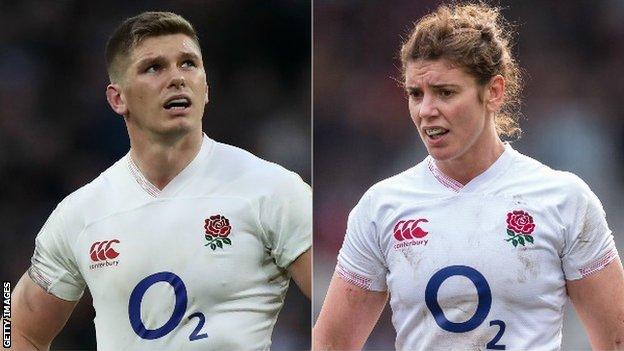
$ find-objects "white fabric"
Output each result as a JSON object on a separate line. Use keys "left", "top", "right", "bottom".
{"left": 337, "top": 144, "right": 617, "bottom": 351}
{"left": 29, "top": 135, "right": 311, "bottom": 351}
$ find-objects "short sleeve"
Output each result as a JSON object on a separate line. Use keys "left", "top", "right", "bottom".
{"left": 336, "top": 191, "right": 388, "bottom": 291}
{"left": 259, "top": 171, "right": 311, "bottom": 269}
{"left": 561, "top": 178, "right": 619, "bottom": 281}
{"left": 28, "top": 200, "right": 86, "bottom": 301}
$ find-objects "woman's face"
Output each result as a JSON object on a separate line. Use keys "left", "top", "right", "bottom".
{"left": 404, "top": 58, "right": 501, "bottom": 163}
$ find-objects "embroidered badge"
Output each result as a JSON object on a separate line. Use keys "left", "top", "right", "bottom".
{"left": 89, "top": 239, "right": 120, "bottom": 270}
{"left": 204, "top": 214, "right": 232, "bottom": 250}
{"left": 392, "top": 218, "right": 429, "bottom": 249}
{"left": 505, "top": 210, "right": 535, "bottom": 247}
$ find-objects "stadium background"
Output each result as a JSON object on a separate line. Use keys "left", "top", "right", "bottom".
{"left": 314, "top": 0, "right": 624, "bottom": 349}
{"left": 0, "top": 1, "right": 310, "bottom": 350}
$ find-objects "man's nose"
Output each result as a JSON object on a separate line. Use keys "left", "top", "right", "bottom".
{"left": 168, "top": 70, "right": 186, "bottom": 89}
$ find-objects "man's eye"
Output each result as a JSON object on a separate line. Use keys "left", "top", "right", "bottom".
{"left": 181, "top": 60, "right": 196, "bottom": 68}
{"left": 145, "top": 64, "right": 160, "bottom": 73}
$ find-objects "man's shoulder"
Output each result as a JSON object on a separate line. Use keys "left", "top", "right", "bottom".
{"left": 55, "top": 156, "right": 132, "bottom": 227}
{"left": 212, "top": 141, "right": 292, "bottom": 173}
{"left": 208, "top": 140, "right": 308, "bottom": 192}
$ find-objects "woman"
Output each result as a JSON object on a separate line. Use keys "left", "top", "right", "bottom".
{"left": 313, "top": 3, "right": 624, "bottom": 350}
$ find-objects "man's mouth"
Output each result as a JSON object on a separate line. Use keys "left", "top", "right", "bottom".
{"left": 424, "top": 127, "right": 449, "bottom": 139}
{"left": 163, "top": 97, "right": 192, "bottom": 110}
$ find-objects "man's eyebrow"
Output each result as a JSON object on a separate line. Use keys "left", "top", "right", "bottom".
{"left": 179, "top": 51, "right": 201, "bottom": 60}
{"left": 134, "top": 51, "right": 201, "bottom": 67}
{"left": 135, "top": 55, "right": 164, "bottom": 67}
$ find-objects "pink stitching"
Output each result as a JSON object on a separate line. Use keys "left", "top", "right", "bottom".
{"left": 336, "top": 262, "right": 372, "bottom": 290}
{"left": 28, "top": 265, "right": 52, "bottom": 290}
{"left": 127, "top": 157, "right": 160, "bottom": 197}
{"left": 579, "top": 248, "right": 618, "bottom": 278}
{"left": 427, "top": 158, "right": 462, "bottom": 192}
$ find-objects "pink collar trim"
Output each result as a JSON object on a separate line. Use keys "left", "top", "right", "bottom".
{"left": 127, "top": 156, "right": 161, "bottom": 198}
{"left": 426, "top": 157, "right": 463, "bottom": 192}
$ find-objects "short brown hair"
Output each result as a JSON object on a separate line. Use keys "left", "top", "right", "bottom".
{"left": 105, "top": 11, "right": 200, "bottom": 83}
{"left": 400, "top": 2, "right": 523, "bottom": 138}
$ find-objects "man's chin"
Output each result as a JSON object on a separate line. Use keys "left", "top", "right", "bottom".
{"left": 159, "top": 123, "right": 197, "bottom": 137}
{"left": 144, "top": 120, "right": 201, "bottom": 141}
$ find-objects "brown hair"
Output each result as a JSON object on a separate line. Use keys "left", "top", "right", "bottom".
{"left": 105, "top": 11, "right": 200, "bottom": 83}
{"left": 400, "top": 2, "right": 523, "bottom": 138}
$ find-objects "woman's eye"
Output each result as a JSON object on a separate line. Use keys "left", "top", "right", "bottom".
{"left": 440, "top": 90, "right": 454, "bottom": 97}
{"left": 408, "top": 90, "right": 422, "bottom": 98}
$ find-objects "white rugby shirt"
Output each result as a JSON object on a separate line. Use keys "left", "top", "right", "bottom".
{"left": 29, "top": 135, "right": 311, "bottom": 350}
{"left": 337, "top": 144, "right": 617, "bottom": 350}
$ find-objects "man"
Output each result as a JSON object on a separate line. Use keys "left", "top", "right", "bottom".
{"left": 10, "top": 11, "right": 310, "bottom": 350}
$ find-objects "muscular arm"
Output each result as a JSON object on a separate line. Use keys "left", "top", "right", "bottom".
{"left": 288, "top": 249, "right": 311, "bottom": 299}
{"left": 313, "top": 273, "right": 388, "bottom": 351}
{"left": 10, "top": 272, "right": 78, "bottom": 350}
{"left": 567, "top": 259, "right": 624, "bottom": 350}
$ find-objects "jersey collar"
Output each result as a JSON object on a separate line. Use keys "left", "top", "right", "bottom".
{"left": 426, "top": 142, "right": 516, "bottom": 193}
{"left": 126, "top": 134, "right": 215, "bottom": 198}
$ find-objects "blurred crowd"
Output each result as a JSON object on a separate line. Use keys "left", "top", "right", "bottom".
{"left": 0, "top": 1, "right": 310, "bottom": 350}
{"left": 314, "top": 0, "right": 624, "bottom": 349}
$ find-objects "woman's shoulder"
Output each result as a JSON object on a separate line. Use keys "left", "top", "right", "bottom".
{"left": 359, "top": 158, "right": 440, "bottom": 207}
{"left": 508, "top": 148, "right": 594, "bottom": 195}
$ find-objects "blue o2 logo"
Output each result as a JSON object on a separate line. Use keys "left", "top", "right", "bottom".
{"left": 425, "top": 265, "right": 506, "bottom": 350}
{"left": 128, "top": 272, "right": 208, "bottom": 341}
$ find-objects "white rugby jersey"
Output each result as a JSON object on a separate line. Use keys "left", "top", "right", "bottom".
{"left": 337, "top": 144, "right": 618, "bottom": 351}
{"left": 29, "top": 135, "right": 311, "bottom": 351}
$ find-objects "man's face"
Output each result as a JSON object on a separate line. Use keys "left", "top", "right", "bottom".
{"left": 115, "top": 33, "right": 208, "bottom": 137}
{"left": 405, "top": 58, "right": 495, "bottom": 163}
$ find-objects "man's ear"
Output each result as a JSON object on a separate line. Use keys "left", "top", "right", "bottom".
{"left": 106, "top": 84, "right": 128, "bottom": 116}
{"left": 485, "top": 75, "right": 505, "bottom": 113}
{"left": 204, "top": 81, "right": 210, "bottom": 105}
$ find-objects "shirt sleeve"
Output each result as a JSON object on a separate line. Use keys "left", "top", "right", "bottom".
{"left": 336, "top": 190, "right": 388, "bottom": 291}
{"left": 561, "top": 177, "right": 619, "bottom": 281}
{"left": 28, "top": 199, "right": 86, "bottom": 301}
{"left": 259, "top": 171, "right": 311, "bottom": 269}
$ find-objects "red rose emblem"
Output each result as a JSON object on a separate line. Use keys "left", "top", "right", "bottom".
{"left": 203, "top": 214, "right": 233, "bottom": 251}
{"left": 205, "top": 215, "right": 231, "bottom": 238}
{"left": 506, "top": 210, "right": 535, "bottom": 235}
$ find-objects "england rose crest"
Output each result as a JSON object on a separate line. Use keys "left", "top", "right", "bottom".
{"left": 204, "top": 214, "right": 232, "bottom": 250}
{"left": 505, "top": 210, "right": 535, "bottom": 247}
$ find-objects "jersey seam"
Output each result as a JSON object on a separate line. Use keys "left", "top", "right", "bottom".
{"left": 251, "top": 196, "right": 271, "bottom": 252}
{"left": 367, "top": 190, "right": 391, "bottom": 269}
{"left": 58, "top": 200, "right": 87, "bottom": 288}
{"left": 280, "top": 244, "right": 311, "bottom": 269}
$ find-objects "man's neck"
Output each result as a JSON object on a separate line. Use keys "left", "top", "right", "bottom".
{"left": 129, "top": 130, "right": 203, "bottom": 190}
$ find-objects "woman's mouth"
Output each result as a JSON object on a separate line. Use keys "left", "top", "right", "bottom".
{"left": 424, "top": 127, "right": 449, "bottom": 140}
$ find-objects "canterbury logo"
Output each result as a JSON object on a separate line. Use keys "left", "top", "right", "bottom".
{"left": 393, "top": 219, "right": 429, "bottom": 241}
{"left": 90, "top": 240, "right": 120, "bottom": 261}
